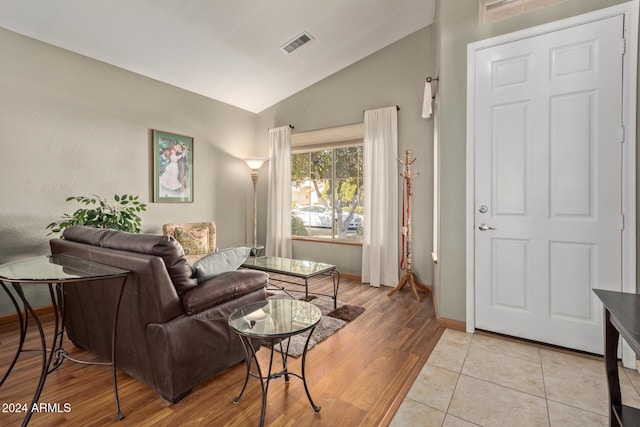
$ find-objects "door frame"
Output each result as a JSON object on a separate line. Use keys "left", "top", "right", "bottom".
{"left": 465, "top": 1, "right": 638, "bottom": 355}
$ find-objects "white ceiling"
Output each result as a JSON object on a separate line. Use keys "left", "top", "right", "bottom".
{"left": 0, "top": 0, "right": 435, "bottom": 113}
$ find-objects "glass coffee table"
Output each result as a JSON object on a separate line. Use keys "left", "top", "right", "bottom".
{"left": 228, "top": 299, "right": 322, "bottom": 427}
{"left": 242, "top": 256, "right": 340, "bottom": 309}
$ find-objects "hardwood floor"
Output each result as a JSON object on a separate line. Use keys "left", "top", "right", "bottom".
{"left": 0, "top": 276, "right": 443, "bottom": 426}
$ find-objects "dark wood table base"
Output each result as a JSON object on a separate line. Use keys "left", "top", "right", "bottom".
{"left": 594, "top": 290, "right": 640, "bottom": 427}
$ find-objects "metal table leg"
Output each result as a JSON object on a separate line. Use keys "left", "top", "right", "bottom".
{"left": 299, "top": 327, "right": 321, "bottom": 413}
{"left": 232, "top": 328, "right": 321, "bottom": 426}
{"left": 12, "top": 283, "right": 52, "bottom": 427}
{"left": 0, "top": 282, "right": 26, "bottom": 388}
{"left": 232, "top": 336, "right": 256, "bottom": 404}
{"left": 2, "top": 276, "right": 128, "bottom": 425}
{"left": 332, "top": 269, "right": 341, "bottom": 310}
{"left": 232, "top": 336, "right": 269, "bottom": 427}
{"left": 111, "top": 278, "right": 127, "bottom": 420}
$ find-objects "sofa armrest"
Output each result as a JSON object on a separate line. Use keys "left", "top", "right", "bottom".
{"left": 180, "top": 270, "right": 268, "bottom": 315}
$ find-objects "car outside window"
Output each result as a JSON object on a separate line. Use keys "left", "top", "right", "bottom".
{"left": 291, "top": 146, "right": 363, "bottom": 242}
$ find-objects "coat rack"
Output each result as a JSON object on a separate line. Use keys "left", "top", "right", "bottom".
{"left": 388, "top": 149, "right": 431, "bottom": 301}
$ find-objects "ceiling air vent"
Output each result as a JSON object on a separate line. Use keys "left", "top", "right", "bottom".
{"left": 280, "top": 32, "right": 314, "bottom": 53}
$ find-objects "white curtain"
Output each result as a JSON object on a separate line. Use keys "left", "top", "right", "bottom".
{"left": 362, "top": 106, "right": 399, "bottom": 287}
{"left": 266, "top": 125, "right": 292, "bottom": 257}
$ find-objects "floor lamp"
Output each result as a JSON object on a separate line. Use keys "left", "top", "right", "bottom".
{"left": 244, "top": 157, "right": 267, "bottom": 253}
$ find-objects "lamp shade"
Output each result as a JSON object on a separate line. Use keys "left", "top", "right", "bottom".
{"left": 243, "top": 157, "right": 267, "bottom": 170}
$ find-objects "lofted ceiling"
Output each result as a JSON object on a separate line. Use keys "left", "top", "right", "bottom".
{"left": 0, "top": 0, "right": 436, "bottom": 113}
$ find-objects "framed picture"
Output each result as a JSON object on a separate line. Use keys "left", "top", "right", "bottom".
{"left": 152, "top": 130, "right": 194, "bottom": 203}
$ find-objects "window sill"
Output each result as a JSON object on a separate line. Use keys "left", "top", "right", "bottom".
{"left": 292, "top": 236, "right": 363, "bottom": 247}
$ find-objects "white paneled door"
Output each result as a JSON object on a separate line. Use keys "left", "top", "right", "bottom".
{"left": 473, "top": 15, "right": 625, "bottom": 354}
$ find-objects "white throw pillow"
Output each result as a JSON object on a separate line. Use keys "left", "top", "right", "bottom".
{"left": 191, "top": 247, "right": 251, "bottom": 282}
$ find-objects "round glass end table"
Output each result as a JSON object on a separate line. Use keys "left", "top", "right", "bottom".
{"left": 0, "top": 254, "right": 130, "bottom": 426}
{"left": 228, "top": 299, "right": 322, "bottom": 426}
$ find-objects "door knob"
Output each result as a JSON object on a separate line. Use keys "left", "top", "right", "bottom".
{"left": 478, "top": 224, "right": 495, "bottom": 231}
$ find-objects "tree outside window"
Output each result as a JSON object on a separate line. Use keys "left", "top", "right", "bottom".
{"left": 291, "top": 146, "right": 363, "bottom": 241}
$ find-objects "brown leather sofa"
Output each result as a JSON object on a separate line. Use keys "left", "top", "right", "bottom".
{"left": 49, "top": 225, "right": 268, "bottom": 403}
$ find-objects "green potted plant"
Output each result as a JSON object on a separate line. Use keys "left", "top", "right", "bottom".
{"left": 46, "top": 194, "right": 147, "bottom": 235}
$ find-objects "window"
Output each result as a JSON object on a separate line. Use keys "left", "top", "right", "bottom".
{"left": 291, "top": 142, "right": 364, "bottom": 243}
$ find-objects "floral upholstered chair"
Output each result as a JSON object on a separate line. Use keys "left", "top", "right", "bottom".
{"left": 162, "top": 221, "right": 217, "bottom": 264}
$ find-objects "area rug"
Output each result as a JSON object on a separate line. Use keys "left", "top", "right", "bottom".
{"left": 265, "top": 293, "right": 365, "bottom": 357}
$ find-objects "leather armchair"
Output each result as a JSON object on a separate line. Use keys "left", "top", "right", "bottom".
{"left": 50, "top": 225, "right": 268, "bottom": 403}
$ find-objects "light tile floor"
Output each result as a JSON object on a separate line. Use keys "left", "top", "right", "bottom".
{"left": 391, "top": 329, "right": 640, "bottom": 426}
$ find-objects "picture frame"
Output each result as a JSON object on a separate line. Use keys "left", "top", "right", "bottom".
{"left": 152, "top": 130, "right": 194, "bottom": 203}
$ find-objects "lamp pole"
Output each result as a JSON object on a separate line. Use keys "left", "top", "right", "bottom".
{"left": 243, "top": 158, "right": 267, "bottom": 253}
{"left": 250, "top": 169, "right": 259, "bottom": 250}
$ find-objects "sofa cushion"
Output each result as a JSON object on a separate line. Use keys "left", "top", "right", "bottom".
{"left": 63, "top": 225, "right": 198, "bottom": 295}
{"left": 163, "top": 222, "right": 216, "bottom": 255}
{"left": 174, "top": 226, "right": 210, "bottom": 255}
{"left": 191, "top": 247, "right": 251, "bottom": 282}
{"left": 181, "top": 270, "right": 268, "bottom": 315}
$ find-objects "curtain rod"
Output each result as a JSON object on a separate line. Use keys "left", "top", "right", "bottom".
{"left": 426, "top": 76, "right": 439, "bottom": 82}
{"left": 363, "top": 105, "right": 400, "bottom": 114}
{"left": 267, "top": 124, "right": 294, "bottom": 130}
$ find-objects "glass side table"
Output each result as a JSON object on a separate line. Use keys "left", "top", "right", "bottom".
{"left": 0, "top": 254, "right": 130, "bottom": 426}
{"left": 228, "top": 299, "right": 322, "bottom": 426}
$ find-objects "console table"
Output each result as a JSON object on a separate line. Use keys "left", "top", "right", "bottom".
{"left": 242, "top": 256, "right": 340, "bottom": 309}
{"left": 593, "top": 289, "right": 640, "bottom": 427}
{"left": 228, "top": 299, "right": 322, "bottom": 426}
{"left": 0, "top": 254, "right": 129, "bottom": 426}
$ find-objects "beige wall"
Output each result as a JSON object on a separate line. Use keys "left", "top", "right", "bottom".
{"left": 257, "top": 27, "right": 434, "bottom": 278}
{"left": 0, "top": 28, "right": 260, "bottom": 312}
{"left": 0, "top": 25, "right": 434, "bottom": 314}
{"left": 434, "top": 0, "right": 633, "bottom": 322}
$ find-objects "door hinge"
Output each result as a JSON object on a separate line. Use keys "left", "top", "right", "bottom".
{"left": 621, "top": 37, "right": 627, "bottom": 55}
{"left": 620, "top": 125, "right": 626, "bottom": 143}
{"left": 621, "top": 214, "right": 625, "bottom": 231}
